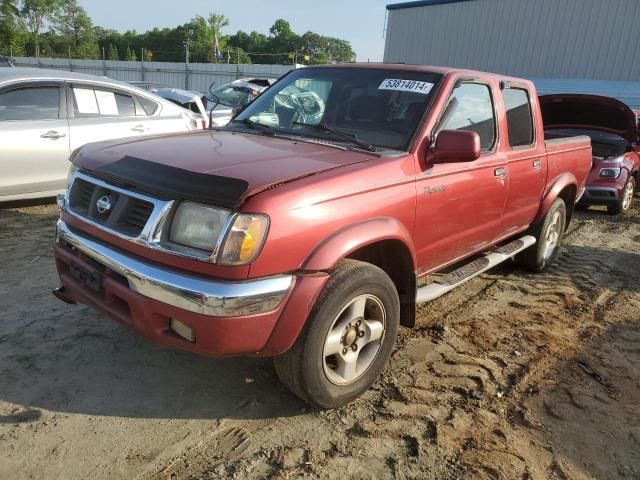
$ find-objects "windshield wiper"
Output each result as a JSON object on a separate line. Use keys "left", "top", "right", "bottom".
{"left": 235, "top": 118, "right": 275, "bottom": 136}
{"left": 292, "top": 122, "right": 377, "bottom": 152}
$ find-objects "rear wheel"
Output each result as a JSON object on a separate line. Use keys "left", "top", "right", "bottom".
{"left": 608, "top": 177, "right": 635, "bottom": 215}
{"left": 274, "top": 260, "right": 400, "bottom": 409}
{"left": 516, "top": 198, "right": 566, "bottom": 272}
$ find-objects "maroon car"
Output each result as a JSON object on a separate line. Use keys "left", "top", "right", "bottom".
{"left": 541, "top": 94, "right": 640, "bottom": 214}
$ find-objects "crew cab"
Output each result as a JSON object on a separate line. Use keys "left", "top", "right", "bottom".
{"left": 53, "top": 64, "right": 592, "bottom": 408}
{"left": 541, "top": 94, "right": 640, "bottom": 214}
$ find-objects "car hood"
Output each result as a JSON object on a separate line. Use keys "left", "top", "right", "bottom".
{"left": 540, "top": 94, "right": 638, "bottom": 143}
{"left": 73, "top": 130, "right": 376, "bottom": 208}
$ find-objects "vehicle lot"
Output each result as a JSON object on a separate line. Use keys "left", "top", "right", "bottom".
{"left": 1, "top": 203, "right": 639, "bottom": 479}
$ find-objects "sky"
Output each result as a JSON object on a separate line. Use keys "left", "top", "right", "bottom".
{"left": 79, "top": 0, "right": 393, "bottom": 62}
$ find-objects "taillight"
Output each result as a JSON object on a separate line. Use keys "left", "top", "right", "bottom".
{"left": 201, "top": 119, "right": 206, "bottom": 129}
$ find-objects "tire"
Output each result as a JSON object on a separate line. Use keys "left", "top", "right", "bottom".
{"left": 516, "top": 198, "right": 566, "bottom": 273}
{"left": 274, "top": 259, "right": 400, "bottom": 409}
{"left": 607, "top": 177, "right": 635, "bottom": 215}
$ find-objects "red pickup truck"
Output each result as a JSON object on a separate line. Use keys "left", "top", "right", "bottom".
{"left": 53, "top": 64, "right": 592, "bottom": 408}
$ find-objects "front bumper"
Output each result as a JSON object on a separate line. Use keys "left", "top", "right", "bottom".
{"left": 54, "top": 220, "right": 327, "bottom": 356}
{"left": 579, "top": 186, "right": 620, "bottom": 205}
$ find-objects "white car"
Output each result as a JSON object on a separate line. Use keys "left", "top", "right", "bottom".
{"left": 207, "top": 78, "right": 275, "bottom": 127}
{"left": 0, "top": 68, "right": 201, "bottom": 201}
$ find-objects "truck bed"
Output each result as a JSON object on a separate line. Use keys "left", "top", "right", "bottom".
{"left": 544, "top": 134, "right": 593, "bottom": 191}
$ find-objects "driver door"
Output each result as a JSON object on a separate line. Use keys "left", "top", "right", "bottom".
{"left": 414, "top": 81, "right": 508, "bottom": 274}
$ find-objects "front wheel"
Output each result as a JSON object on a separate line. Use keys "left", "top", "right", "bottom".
{"left": 516, "top": 198, "right": 566, "bottom": 272}
{"left": 608, "top": 177, "right": 636, "bottom": 215}
{"left": 274, "top": 260, "right": 400, "bottom": 409}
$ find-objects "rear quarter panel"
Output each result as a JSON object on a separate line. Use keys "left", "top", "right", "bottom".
{"left": 539, "top": 136, "right": 592, "bottom": 220}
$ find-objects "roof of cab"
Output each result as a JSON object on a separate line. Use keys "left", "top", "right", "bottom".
{"left": 309, "top": 62, "right": 534, "bottom": 85}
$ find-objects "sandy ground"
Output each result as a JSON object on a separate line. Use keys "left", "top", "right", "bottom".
{"left": 0, "top": 201, "right": 639, "bottom": 480}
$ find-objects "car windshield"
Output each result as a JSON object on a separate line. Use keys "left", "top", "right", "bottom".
{"left": 232, "top": 67, "right": 442, "bottom": 152}
{"left": 209, "top": 85, "right": 256, "bottom": 108}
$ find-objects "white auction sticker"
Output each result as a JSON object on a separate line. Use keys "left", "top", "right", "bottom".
{"left": 379, "top": 79, "right": 434, "bottom": 94}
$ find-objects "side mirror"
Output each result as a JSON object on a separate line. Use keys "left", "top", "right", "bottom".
{"left": 432, "top": 130, "right": 481, "bottom": 163}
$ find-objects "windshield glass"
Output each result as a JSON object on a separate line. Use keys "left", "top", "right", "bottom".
{"left": 209, "top": 85, "right": 257, "bottom": 108}
{"left": 233, "top": 67, "right": 442, "bottom": 151}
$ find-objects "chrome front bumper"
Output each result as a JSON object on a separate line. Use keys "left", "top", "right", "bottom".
{"left": 55, "top": 220, "right": 293, "bottom": 317}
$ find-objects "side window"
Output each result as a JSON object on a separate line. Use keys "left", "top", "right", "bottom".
{"left": 114, "top": 93, "right": 136, "bottom": 116}
{"left": 72, "top": 87, "right": 137, "bottom": 117}
{"left": 136, "top": 96, "right": 159, "bottom": 115}
{"left": 503, "top": 87, "right": 534, "bottom": 147}
{"left": 0, "top": 86, "right": 60, "bottom": 121}
{"left": 436, "top": 82, "right": 496, "bottom": 150}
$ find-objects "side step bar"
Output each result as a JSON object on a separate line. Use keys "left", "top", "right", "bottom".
{"left": 416, "top": 235, "right": 536, "bottom": 304}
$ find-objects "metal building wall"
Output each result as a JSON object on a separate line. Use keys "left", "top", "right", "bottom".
{"left": 384, "top": 0, "right": 640, "bottom": 82}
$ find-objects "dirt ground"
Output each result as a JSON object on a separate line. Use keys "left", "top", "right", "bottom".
{"left": 0, "top": 201, "right": 639, "bottom": 480}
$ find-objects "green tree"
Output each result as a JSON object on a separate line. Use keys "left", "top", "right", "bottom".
{"left": 51, "top": 0, "right": 97, "bottom": 58}
{"left": 0, "top": 0, "right": 23, "bottom": 55}
{"left": 107, "top": 43, "right": 118, "bottom": 60}
{"left": 125, "top": 45, "right": 136, "bottom": 61}
{"left": 17, "top": 0, "right": 64, "bottom": 56}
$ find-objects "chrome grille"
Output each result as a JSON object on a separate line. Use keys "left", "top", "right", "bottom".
{"left": 122, "top": 199, "right": 154, "bottom": 232}
{"left": 63, "top": 170, "right": 215, "bottom": 263}
{"left": 68, "top": 175, "right": 155, "bottom": 237}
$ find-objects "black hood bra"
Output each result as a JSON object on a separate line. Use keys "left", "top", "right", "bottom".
{"left": 85, "top": 156, "right": 249, "bottom": 210}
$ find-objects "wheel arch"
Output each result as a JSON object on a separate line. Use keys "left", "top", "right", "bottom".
{"left": 302, "top": 217, "right": 417, "bottom": 328}
{"left": 535, "top": 173, "right": 578, "bottom": 229}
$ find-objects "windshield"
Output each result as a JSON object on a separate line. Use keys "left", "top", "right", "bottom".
{"left": 233, "top": 67, "right": 442, "bottom": 151}
{"left": 209, "top": 85, "right": 257, "bottom": 108}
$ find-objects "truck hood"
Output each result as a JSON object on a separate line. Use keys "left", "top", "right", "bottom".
{"left": 540, "top": 94, "right": 638, "bottom": 143}
{"left": 73, "top": 130, "right": 376, "bottom": 208}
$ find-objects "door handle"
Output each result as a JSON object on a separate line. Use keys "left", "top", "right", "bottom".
{"left": 131, "top": 125, "right": 146, "bottom": 133}
{"left": 40, "top": 130, "right": 66, "bottom": 140}
{"left": 494, "top": 167, "right": 506, "bottom": 177}
{"left": 532, "top": 159, "right": 543, "bottom": 170}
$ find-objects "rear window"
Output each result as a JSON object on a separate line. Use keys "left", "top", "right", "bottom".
{"left": 503, "top": 87, "right": 534, "bottom": 147}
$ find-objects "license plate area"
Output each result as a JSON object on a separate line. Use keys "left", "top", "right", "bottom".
{"left": 70, "top": 262, "right": 102, "bottom": 293}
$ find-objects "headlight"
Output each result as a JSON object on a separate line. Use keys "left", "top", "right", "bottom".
{"left": 600, "top": 167, "right": 621, "bottom": 178}
{"left": 168, "top": 202, "right": 269, "bottom": 265}
{"left": 169, "top": 202, "right": 229, "bottom": 251}
{"left": 219, "top": 214, "right": 269, "bottom": 265}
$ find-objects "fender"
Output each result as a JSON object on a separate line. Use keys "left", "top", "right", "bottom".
{"left": 302, "top": 217, "right": 417, "bottom": 272}
{"left": 534, "top": 172, "right": 578, "bottom": 225}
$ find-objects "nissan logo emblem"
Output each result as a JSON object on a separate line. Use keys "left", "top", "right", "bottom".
{"left": 96, "top": 196, "right": 112, "bottom": 215}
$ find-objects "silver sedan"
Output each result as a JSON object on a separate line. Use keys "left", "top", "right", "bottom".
{"left": 0, "top": 68, "right": 201, "bottom": 201}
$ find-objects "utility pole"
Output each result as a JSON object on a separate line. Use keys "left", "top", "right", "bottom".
{"left": 68, "top": 45, "right": 72, "bottom": 71}
{"left": 141, "top": 48, "right": 146, "bottom": 81}
{"left": 183, "top": 31, "right": 193, "bottom": 90}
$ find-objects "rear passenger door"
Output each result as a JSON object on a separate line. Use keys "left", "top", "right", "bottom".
{"left": 498, "top": 85, "right": 547, "bottom": 236}
{"left": 414, "top": 80, "right": 508, "bottom": 273}
{"left": 0, "top": 82, "right": 70, "bottom": 198}
{"left": 67, "top": 83, "right": 153, "bottom": 152}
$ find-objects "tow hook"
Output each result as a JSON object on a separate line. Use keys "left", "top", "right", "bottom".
{"left": 52, "top": 286, "right": 76, "bottom": 305}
